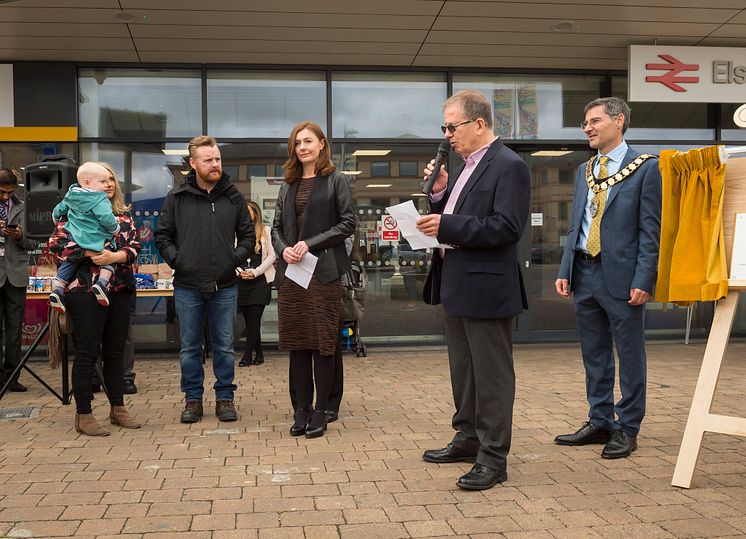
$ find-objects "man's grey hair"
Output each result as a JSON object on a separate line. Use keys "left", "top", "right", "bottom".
{"left": 445, "top": 89, "right": 493, "bottom": 129}
{"left": 584, "top": 97, "right": 631, "bottom": 134}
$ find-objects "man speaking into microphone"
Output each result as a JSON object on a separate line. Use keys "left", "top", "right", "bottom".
{"left": 416, "top": 89, "right": 530, "bottom": 490}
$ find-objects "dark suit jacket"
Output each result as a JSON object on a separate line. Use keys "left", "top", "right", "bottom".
{"left": 423, "top": 138, "right": 531, "bottom": 319}
{"left": 0, "top": 194, "right": 39, "bottom": 288}
{"left": 272, "top": 170, "right": 356, "bottom": 286}
{"left": 557, "top": 146, "right": 662, "bottom": 299}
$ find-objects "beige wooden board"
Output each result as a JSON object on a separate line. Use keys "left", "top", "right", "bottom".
{"left": 723, "top": 157, "right": 746, "bottom": 273}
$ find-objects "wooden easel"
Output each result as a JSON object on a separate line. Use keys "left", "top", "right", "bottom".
{"left": 671, "top": 156, "right": 746, "bottom": 488}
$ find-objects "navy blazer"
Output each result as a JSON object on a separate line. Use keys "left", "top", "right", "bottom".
{"left": 423, "top": 138, "right": 531, "bottom": 319}
{"left": 557, "top": 146, "right": 662, "bottom": 299}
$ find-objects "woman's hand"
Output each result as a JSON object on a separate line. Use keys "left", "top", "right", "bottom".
{"left": 283, "top": 247, "right": 300, "bottom": 264}
{"left": 239, "top": 269, "right": 256, "bottom": 280}
{"left": 292, "top": 241, "right": 309, "bottom": 259}
{"left": 91, "top": 250, "right": 125, "bottom": 265}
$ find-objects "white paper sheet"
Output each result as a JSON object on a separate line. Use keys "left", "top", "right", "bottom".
{"left": 385, "top": 201, "right": 440, "bottom": 250}
{"left": 730, "top": 213, "right": 746, "bottom": 280}
{"left": 285, "top": 252, "right": 318, "bottom": 289}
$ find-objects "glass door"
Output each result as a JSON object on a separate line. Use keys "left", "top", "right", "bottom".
{"left": 514, "top": 147, "right": 592, "bottom": 341}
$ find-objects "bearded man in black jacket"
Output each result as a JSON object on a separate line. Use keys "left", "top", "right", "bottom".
{"left": 156, "top": 136, "right": 254, "bottom": 424}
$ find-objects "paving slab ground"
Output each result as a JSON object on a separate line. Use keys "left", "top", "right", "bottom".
{"left": 1, "top": 341, "right": 745, "bottom": 538}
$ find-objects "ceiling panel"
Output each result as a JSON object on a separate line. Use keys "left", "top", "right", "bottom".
{"left": 115, "top": 10, "right": 434, "bottom": 29}
{"left": 727, "top": 10, "right": 746, "bottom": 22}
{"left": 420, "top": 43, "right": 627, "bottom": 60}
{"left": 2, "top": 22, "right": 131, "bottom": 37}
{"left": 0, "top": 0, "right": 744, "bottom": 69}
{"left": 432, "top": 16, "right": 722, "bottom": 36}
{"left": 427, "top": 30, "right": 699, "bottom": 47}
{"left": 138, "top": 50, "right": 414, "bottom": 66}
{"left": 0, "top": 36, "right": 133, "bottom": 49}
{"left": 1, "top": 0, "right": 119, "bottom": 6}
{"left": 129, "top": 24, "right": 426, "bottom": 42}
{"left": 0, "top": 6, "right": 124, "bottom": 23}
{"left": 441, "top": 2, "right": 739, "bottom": 24}
{"left": 413, "top": 55, "right": 627, "bottom": 70}
{"left": 122, "top": 0, "right": 442, "bottom": 15}
{"left": 0, "top": 48, "right": 139, "bottom": 61}
{"left": 135, "top": 38, "right": 420, "bottom": 56}
{"left": 709, "top": 23, "right": 746, "bottom": 37}
{"left": 454, "top": 0, "right": 746, "bottom": 7}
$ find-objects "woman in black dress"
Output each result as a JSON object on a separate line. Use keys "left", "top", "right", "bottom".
{"left": 272, "top": 121, "right": 355, "bottom": 439}
{"left": 237, "top": 200, "right": 275, "bottom": 367}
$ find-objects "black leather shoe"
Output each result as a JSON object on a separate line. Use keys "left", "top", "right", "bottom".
{"left": 457, "top": 463, "right": 507, "bottom": 490}
{"left": 328, "top": 410, "right": 339, "bottom": 423}
{"left": 290, "top": 408, "right": 311, "bottom": 436}
{"left": 252, "top": 355, "right": 264, "bottom": 365}
{"left": 602, "top": 429, "right": 637, "bottom": 459}
{"left": 305, "top": 410, "right": 329, "bottom": 439}
{"left": 238, "top": 356, "right": 252, "bottom": 367}
{"left": 122, "top": 380, "right": 137, "bottom": 395}
{"left": 180, "top": 400, "right": 203, "bottom": 423}
{"left": 7, "top": 379, "right": 27, "bottom": 392}
{"left": 422, "top": 444, "right": 477, "bottom": 464}
{"left": 555, "top": 421, "right": 611, "bottom": 446}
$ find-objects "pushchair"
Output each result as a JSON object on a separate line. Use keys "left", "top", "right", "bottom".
{"left": 340, "top": 260, "right": 367, "bottom": 357}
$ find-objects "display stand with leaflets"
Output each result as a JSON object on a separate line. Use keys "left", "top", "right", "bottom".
{"left": 672, "top": 152, "right": 746, "bottom": 488}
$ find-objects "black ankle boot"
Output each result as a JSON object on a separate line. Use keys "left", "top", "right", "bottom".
{"left": 253, "top": 345, "right": 264, "bottom": 365}
{"left": 239, "top": 354, "right": 252, "bottom": 367}
{"left": 290, "top": 408, "right": 311, "bottom": 436}
{"left": 305, "top": 410, "right": 329, "bottom": 439}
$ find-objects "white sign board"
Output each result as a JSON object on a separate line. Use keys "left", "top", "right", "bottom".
{"left": 731, "top": 213, "right": 746, "bottom": 280}
{"left": 531, "top": 213, "right": 543, "bottom": 226}
{"left": 629, "top": 45, "right": 746, "bottom": 103}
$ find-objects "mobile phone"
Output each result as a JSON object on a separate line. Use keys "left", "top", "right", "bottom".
{"left": 6, "top": 224, "right": 17, "bottom": 229}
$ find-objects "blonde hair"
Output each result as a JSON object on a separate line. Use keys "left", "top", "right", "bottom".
{"left": 76, "top": 162, "right": 109, "bottom": 185}
{"left": 247, "top": 200, "right": 264, "bottom": 254}
{"left": 188, "top": 135, "right": 218, "bottom": 159}
{"left": 99, "top": 162, "right": 132, "bottom": 215}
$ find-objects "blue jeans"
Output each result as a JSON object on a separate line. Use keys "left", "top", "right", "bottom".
{"left": 174, "top": 285, "right": 238, "bottom": 401}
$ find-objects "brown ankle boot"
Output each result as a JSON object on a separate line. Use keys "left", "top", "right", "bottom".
{"left": 109, "top": 406, "right": 141, "bottom": 429}
{"left": 75, "top": 413, "right": 110, "bottom": 436}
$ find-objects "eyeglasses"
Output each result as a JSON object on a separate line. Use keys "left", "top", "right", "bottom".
{"left": 441, "top": 118, "right": 477, "bottom": 134}
{"left": 580, "top": 117, "right": 606, "bottom": 129}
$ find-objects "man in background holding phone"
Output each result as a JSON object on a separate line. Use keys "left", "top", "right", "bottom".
{"left": 0, "top": 168, "right": 38, "bottom": 393}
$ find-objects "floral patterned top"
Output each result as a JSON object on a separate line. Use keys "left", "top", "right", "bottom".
{"left": 48, "top": 213, "right": 141, "bottom": 293}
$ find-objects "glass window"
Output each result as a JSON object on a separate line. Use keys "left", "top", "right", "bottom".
{"left": 611, "top": 76, "right": 713, "bottom": 141}
{"left": 333, "top": 142, "right": 445, "bottom": 341}
{"left": 370, "top": 161, "right": 390, "bottom": 177}
{"left": 721, "top": 103, "right": 746, "bottom": 142}
{"left": 453, "top": 74, "right": 603, "bottom": 140}
{"left": 78, "top": 68, "right": 202, "bottom": 139}
{"left": 332, "top": 72, "right": 446, "bottom": 139}
{"left": 399, "top": 160, "right": 419, "bottom": 176}
{"left": 207, "top": 71, "right": 326, "bottom": 138}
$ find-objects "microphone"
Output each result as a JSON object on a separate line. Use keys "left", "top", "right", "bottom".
{"left": 421, "top": 140, "right": 451, "bottom": 196}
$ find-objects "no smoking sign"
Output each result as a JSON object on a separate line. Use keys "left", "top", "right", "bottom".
{"left": 381, "top": 215, "right": 400, "bottom": 241}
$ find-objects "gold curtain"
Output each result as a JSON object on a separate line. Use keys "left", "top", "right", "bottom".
{"left": 655, "top": 146, "right": 729, "bottom": 304}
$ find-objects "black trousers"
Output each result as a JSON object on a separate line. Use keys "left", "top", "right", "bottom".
{"left": 67, "top": 290, "right": 132, "bottom": 414}
{"left": 445, "top": 315, "right": 515, "bottom": 471}
{"left": 239, "top": 304, "right": 265, "bottom": 359}
{"left": 289, "top": 349, "right": 335, "bottom": 412}
{"left": 289, "top": 319, "right": 344, "bottom": 413}
{"left": 0, "top": 281, "right": 26, "bottom": 379}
